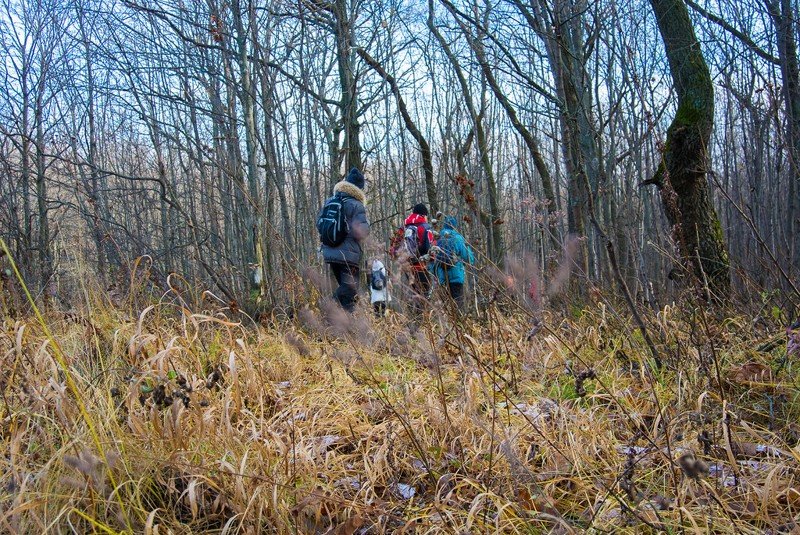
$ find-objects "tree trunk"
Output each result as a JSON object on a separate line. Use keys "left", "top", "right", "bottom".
{"left": 649, "top": 0, "right": 731, "bottom": 295}
{"left": 766, "top": 0, "right": 800, "bottom": 271}
{"left": 334, "top": 0, "right": 362, "bottom": 173}
{"left": 231, "top": 0, "right": 261, "bottom": 278}
{"left": 20, "top": 54, "right": 33, "bottom": 284}
{"left": 35, "top": 82, "right": 51, "bottom": 294}
{"left": 79, "top": 6, "right": 120, "bottom": 281}
{"left": 515, "top": 0, "right": 596, "bottom": 281}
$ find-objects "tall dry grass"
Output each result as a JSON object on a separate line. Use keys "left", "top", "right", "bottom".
{"left": 1, "top": 261, "right": 799, "bottom": 534}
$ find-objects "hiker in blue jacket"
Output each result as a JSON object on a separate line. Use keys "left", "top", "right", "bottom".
{"left": 429, "top": 215, "right": 474, "bottom": 310}
{"left": 319, "top": 168, "right": 370, "bottom": 312}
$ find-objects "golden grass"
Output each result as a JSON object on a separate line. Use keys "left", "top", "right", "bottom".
{"left": 1, "top": 286, "right": 799, "bottom": 534}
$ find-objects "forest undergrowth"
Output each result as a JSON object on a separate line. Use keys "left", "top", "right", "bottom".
{"left": 1, "top": 265, "right": 799, "bottom": 534}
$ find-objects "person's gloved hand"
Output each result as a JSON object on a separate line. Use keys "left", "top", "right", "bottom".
{"left": 429, "top": 245, "right": 442, "bottom": 255}
{"left": 419, "top": 254, "right": 431, "bottom": 262}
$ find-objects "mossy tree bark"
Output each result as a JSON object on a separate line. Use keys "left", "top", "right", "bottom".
{"left": 649, "top": 0, "right": 730, "bottom": 296}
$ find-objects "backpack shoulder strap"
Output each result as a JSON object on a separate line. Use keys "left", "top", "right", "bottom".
{"left": 418, "top": 223, "right": 432, "bottom": 252}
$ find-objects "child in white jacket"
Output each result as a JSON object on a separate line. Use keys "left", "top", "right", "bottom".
{"left": 370, "top": 260, "right": 390, "bottom": 316}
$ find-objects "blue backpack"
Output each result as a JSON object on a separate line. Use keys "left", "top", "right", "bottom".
{"left": 317, "top": 193, "right": 347, "bottom": 247}
{"left": 435, "top": 231, "right": 458, "bottom": 267}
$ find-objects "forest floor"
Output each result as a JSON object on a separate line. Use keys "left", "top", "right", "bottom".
{"left": 1, "top": 282, "right": 799, "bottom": 534}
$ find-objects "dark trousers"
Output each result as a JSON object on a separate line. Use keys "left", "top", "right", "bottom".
{"left": 410, "top": 269, "right": 432, "bottom": 314}
{"left": 441, "top": 267, "right": 465, "bottom": 311}
{"left": 329, "top": 263, "right": 359, "bottom": 312}
{"left": 448, "top": 282, "right": 465, "bottom": 310}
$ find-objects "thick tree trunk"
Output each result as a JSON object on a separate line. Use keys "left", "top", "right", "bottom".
{"left": 649, "top": 0, "right": 730, "bottom": 295}
{"left": 334, "top": 0, "right": 362, "bottom": 173}
{"left": 230, "top": 0, "right": 261, "bottom": 280}
{"left": 515, "top": 0, "right": 596, "bottom": 281}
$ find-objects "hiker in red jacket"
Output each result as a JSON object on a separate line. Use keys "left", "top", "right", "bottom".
{"left": 391, "top": 203, "right": 436, "bottom": 314}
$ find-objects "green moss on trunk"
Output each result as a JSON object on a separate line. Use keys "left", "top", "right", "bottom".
{"left": 650, "top": 0, "right": 730, "bottom": 298}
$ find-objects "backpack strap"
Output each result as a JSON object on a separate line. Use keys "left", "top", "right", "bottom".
{"left": 418, "top": 223, "right": 432, "bottom": 254}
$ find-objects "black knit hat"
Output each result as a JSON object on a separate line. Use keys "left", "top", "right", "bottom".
{"left": 412, "top": 203, "right": 429, "bottom": 216}
{"left": 345, "top": 167, "right": 365, "bottom": 190}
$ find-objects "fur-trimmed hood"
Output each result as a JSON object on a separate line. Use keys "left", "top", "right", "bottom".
{"left": 334, "top": 180, "right": 366, "bottom": 204}
{"left": 320, "top": 181, "right": 370, "bottom": 266}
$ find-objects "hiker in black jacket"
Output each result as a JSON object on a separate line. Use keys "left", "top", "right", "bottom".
{"left": 318, "top": 168, "right": 370, "bottom": 312}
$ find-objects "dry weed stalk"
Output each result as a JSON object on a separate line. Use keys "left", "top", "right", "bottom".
{"left": 0, "top": 262, "right": 798, "bottom": 533}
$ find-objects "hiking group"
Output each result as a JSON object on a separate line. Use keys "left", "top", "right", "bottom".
{"left": 317, "top": 167, "right": 474, "bottom": 315}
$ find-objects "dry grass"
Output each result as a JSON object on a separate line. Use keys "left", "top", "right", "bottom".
{"left": 1, "top": 280, "right": 799, "bottom": 534}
